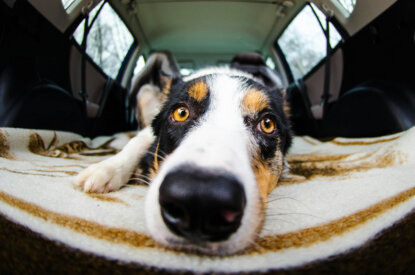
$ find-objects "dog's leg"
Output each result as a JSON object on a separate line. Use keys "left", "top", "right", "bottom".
{"left": 75, "top": 127, "right": 155, "bottom": 193}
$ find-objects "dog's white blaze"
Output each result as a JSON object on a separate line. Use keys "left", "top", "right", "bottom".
{"left": 145, "top": 74, "right": 261, "bottom": 254}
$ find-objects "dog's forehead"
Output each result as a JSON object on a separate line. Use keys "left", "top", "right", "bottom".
{"left": 181, "top": 69, "right": 273, "bottom": 111}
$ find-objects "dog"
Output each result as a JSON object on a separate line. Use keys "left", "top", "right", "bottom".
{"left": 75, "top": 60, "right": 292, "bottom": 255}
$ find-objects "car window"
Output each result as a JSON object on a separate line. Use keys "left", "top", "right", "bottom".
{"left": 73, "top": 2, "right": 134, "bottom": 79}
{"left": 133, "top": 55, "right": 146, "bottom": 76}
{"left": 61, "top": 0, "right": 79, "bottom": 12}
{"left": 179, "top": 62, "right": 195, "bottom": 76}
{"left": 277, "top": 3, "right": 342, "bottom": 80}
{"left": 335, "top": 0, "right": 357, "bottom": 17}
{"left": 265, "top": 57, "right": 276, "bottom": 70}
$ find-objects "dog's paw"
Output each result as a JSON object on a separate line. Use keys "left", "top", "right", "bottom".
{"left": 75, "top": 160, "right": 128, "bottom": 193}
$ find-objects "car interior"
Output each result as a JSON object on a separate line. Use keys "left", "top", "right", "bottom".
{"left": 2, "top": 1, "right": 415, "bottom": 273}
{"left": 1, "top": 0, "right": 414, "bottom": 139}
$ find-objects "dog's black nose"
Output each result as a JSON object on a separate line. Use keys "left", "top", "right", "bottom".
{"left": 159, "top": 167, "right": 246, "bottom": 242}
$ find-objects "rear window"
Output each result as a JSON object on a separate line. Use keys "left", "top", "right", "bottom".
{"left": 73, "top": 2, "right": 134, "bottom": 79}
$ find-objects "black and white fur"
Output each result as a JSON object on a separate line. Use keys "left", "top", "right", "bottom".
{"left": 76, "top": 67, "right": 291, "bottom": 255}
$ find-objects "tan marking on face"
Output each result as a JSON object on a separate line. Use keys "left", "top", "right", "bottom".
{"left": 187, "top": 81, "right": 209, "bottom": 102}
{"left": 251, "top": 151, "right": 284, "bottom": 204}
{"left": 242, "top": 89, "right": 270, "bottom": 115}
{"left": 153, "top": 139, "right": 161, "bottom": 172}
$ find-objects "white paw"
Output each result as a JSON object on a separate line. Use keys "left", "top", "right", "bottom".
{"left": 75, "top": 159, "right": 129, "bottom": 193}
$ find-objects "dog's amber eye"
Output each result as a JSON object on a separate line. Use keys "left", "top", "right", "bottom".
{"left": 259, "top": 117, "right": 276, "bottom": 134}
{"left": 172, "top": 106, "right": 189, "bottom": 122}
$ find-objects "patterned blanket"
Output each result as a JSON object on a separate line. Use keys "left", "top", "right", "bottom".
{"left": 0, "top": 127, "right": 414, "bottom": 273}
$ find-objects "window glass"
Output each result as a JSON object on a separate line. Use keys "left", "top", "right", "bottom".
{"left": 179, "top": 62, "right": 195, "bottom": 76}
{"left": 334, "top": 0, "right": 356, "bottom": 16}
{"left": 61, "top": 0, "right": 81, "bottom": 13}
{"left": 133, "top": 55, "right": 146, "bottom": 76}
{"left": 278, "top": 4, "right": 341, "bottom": 79}
{"left": 73, "top": 3, "right": 134, "bottom": 79}
{"left": 265, "top": 57, "right": 276, "bottom": 70}
{"left": 62, "top": 0, "right": 76, "bottom": 10}
{"left": 311, "top": 3, "right": 342, "bottom": 48}
{"left": 180, "top": 68, "right": 194, "bottom": 76}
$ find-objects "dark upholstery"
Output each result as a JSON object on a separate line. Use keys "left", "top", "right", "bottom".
{"left": 230, "top": 52, "right": 283, "bottom": 89}
{"left": 0, "top": 59, "right": 87, "bottom": 134}
{"left": 325, "top": 80, "right": 415, "bottom": 137}
{"left": 288, "top": 79, "right": 415, "bottom": 138}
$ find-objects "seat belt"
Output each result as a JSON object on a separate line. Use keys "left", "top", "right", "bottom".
{"left": 79, "top": 15, "right": 89, "bottom": 116}
{"left": 321, "top": 15, "right": 333, "bottom": 118}
{"left": 309, "top": 4, "right": 334, "bottom": 120}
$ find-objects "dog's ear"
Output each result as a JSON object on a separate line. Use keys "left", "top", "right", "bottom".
{"left": 279, "top": 88, "right": 291, "bottom": 119}
{"left": 130, "top": 51, "right": 182, "bottom": 128}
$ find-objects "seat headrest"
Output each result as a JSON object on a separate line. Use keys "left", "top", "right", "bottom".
{"left": 231, "top": 52, "right": 266, "bottom": 66}
{"left": 230, "top": 52, "right": 283, "bottom": 89}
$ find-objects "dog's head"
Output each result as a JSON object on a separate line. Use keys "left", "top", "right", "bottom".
{"left": 139, "top": 67, "right": 291, "bottom": 255}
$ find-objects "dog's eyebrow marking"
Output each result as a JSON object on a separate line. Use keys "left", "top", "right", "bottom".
{"left": 242, "top": 89, "right": 270, "bottom": 115}
{"left": 187, "top": 81, "right": 209, "bottom": 102}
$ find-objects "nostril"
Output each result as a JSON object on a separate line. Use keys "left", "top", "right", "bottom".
{"left": 221, "top": 209, "right": 243, "bottom": 224}
{"left": 160, "top": 202, "right": 189, "bottom": 228}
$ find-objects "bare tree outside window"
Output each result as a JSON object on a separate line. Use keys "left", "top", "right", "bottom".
{"left": 337, "top": 0, "right": 357, "bottom": 15}
{"left": 278, "top": 4, "right": 341, "bottom": 80}
{"left": 73, "top": 3, "right": 134, "bottom": 79}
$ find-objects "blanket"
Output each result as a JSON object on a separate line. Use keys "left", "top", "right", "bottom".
{"left": 0, "top": 127, "right": 414, "bottom": 273}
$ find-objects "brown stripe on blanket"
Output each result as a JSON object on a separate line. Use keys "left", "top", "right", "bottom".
{"left": 0, "top": 130, "right": 13, "bottom": 160}
{"left": 34, "top": 169, "right": 78, "bottom": 176}
{"left": 1, "top": 182, "right": 415, "bottom": 256}
{"left": 0, "top": 168, "right": 69, "bottom": 178}
{"left": 87, "top": 193, "right": 129, "bottom": 205}
{"left": 253, "top": 184, "right": 415, "bottom": 253}
{"left": 301, "top": 136, "right": 319, "bottom": 145}
{"left": 286, "top": 150, "right": 404, "bottom": 181}
{"left": 0, "top": 191, "right": 159, "bottom": 249}
{"left": 28, "top": 133, "right": 118, "bottom": 159}
{"left": 330, "top": 135, "right": 400, "bottom": 146}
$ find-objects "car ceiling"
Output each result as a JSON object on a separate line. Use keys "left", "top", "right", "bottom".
{"left": 26, "top": 0, "right": 399, "bottom": 68}
{"left": 111, "top": 0, "right": 305, "bottom": 65}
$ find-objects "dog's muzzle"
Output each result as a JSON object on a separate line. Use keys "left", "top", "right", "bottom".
{"left": 158, "top": 166, "right": 246, "bottom": 243}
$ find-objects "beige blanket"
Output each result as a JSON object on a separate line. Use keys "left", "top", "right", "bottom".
{"left": 0, "top": 127, "right": 414, "bottom": 273}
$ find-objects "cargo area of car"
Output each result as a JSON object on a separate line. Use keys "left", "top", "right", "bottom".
{"left": 0, "top": 0, "right": 414, "bottom": 139}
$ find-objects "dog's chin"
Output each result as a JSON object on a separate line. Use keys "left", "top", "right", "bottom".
{"left": 160, "top": 239, "right": 245, "bottom": 256}
{"left": 148, "top": 228, "right": 257, "bottom": 256}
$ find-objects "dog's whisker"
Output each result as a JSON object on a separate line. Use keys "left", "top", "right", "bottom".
{"left": 129, "top": 177, "right": 151, "bottom": 185}
{"left": 258, "top": 226, "right": 273, "bottom": 233}
{"left": 267, "top": 193, "right": 313, "bottom": 209}
{"left": 263, "top": 217, "right": 297, "bottom": 225}
{"left": 147, "top": 151, "right": 167, "bottom": 161}
{"left": 132, "top": 173, "right": 153, "bottom": 182}
{"left": 156, "top": 148, "right": 169, "bottom": 158}
{"left": 265, "top": 211, "right": 327, "bottom": 223}
{"left": 266, "top": 212, "right": 311, "bottom": 217}
{"left": 247, "top": 238, "right": 262, "bottom": 251}
{"left": 267, "top": 196, "right": 303, "bottom": 204}
{"left": 129, "top": 176, "right": 150, "bottom": 183}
